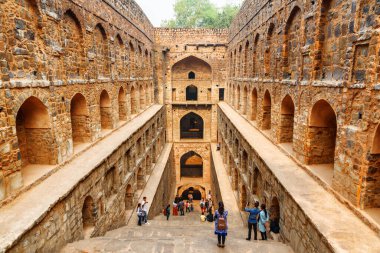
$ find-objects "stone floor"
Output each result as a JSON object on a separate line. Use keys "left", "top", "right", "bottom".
{"left": 62, "top": 206, "right": 293, "bottom": 253}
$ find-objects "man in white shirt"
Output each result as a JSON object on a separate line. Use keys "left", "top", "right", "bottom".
{"left": 141, "top": 196, "right": 149, "bottom": 224}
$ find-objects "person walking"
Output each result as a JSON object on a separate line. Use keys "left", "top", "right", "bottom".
{"left": 258, "top": 203, "right": 269, "bottom": 240}
{"left": 245, "top": 201, "right": 260, "bottom": 240}
{"left": 137, "top": 203, "right": 143, "bottom": 226}
{"left": 214, "top": 201, "right": 228, "bottom": 248}
{"left": 165, "top": 204, "right": 171, "bottom": 221}
{"left": 186, "top": 201, "right": 190, "bottom": 213}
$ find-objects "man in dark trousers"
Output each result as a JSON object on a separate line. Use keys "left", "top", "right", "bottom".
{"left": 245, "top": 201, "right": 260, "bottom": 240}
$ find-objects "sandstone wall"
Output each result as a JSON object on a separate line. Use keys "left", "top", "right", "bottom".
{"left": 0, "top": 0, "right": 156, "bottom": 201}
{"left": 218, "top": 108, "right": 334, "bottom": 253}
{"left": 8, "top": 108, "right": 166, "bottom": 252}
{"left": 226, "top": 0, "right": 380, "bottom": 209}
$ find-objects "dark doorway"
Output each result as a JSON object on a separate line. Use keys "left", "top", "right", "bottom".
{"left": 180, "top": 112, "right": 204, "bottom": 139}
{"left": 180, "top": 151, "right": 203, "bottom": 177}
{"left": 219, "top": 88, "right": 225, "bottom": 101}
{"left": 181, "top": 187, "right": 202, "bottom": 200}
{"left": 186, "top": 85, "right": 198, "bottom": 101}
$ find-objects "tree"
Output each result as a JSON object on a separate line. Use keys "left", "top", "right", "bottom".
{"left": 161, "top": 0, "right": 240, "bottom": 28}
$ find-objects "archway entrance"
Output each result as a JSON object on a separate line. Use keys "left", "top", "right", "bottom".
{"left": 177, "top": 185, "right": 206, "bottom": 200}
{"left": 270, "top": 197, "right": 280, "bottom": 234}
{"left": 240, "top": 185, "right": 247, "bottom": 210}
{"left": 100, "top": 90, "right": 112, "bottom": 130}
{"left": 137, "top": 167, "right": 145, "bottom": 190}
{"left": 279, "top": 95, "right": 295, "bottom": 143}
{"left": 180, "top": 112, "right": 204, "bottom": 139}
{"left": 125, "top": 184, "right": 134, "bottom": 210}
{"left": 308, "top": 100, "right": 337, "bottom": 164}
{"left": 180, "top": 151, "right": 203, "bottom": 178}
{"left": 71, "top": 93, "right": 91, "bottom": 145}
{"left": 262, "top": 90, "right": 271, "bottom": 130}
{"left": 181, "top": 187, "right": 202, "bottom": 200}
{"left": 251, "top": 88, "right": 258, "bottom": 120}
{"left": 82, "top": 196, "right": 95, "bottom": 239}
{"left": 118, "top": 87, "right": 127, "bottom": 121}
{"left": 16, "top": 96, "right": 55, "bottom": 166}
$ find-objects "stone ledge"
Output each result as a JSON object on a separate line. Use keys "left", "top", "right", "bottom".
{"left": 0, "top": 105, "right": 164, "bottom": 252}
{"left": 218, "top": 102, "right": 380, "bottom": 253}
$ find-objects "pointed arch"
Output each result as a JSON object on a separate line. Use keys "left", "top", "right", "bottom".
{"left": 279, "top": 95, "right": 295, "bottom": 143}
{"left": 180, "top": 151, "right": 203, "bottom": 178}
{"left": 100, "top": 90, "right": 112, "bottom": 129}
{"left": 283, "top": 6, "right": 302, "bottom": 80}
{"left": 63, "top": 10, "right": 83, "bottom": 79}
{"left": 180, "top": 112, "right": 204, "bottom": 139}
{"left": 262, "top": 90, "right": 272, "bottom": 130}
{"left": 71, "top": 93, "right": 91, "bottom": 144}
{"left": 16, "top": 96, "right": 55, "bottom": 166}
{"left": 251, "top": 88, "right": 258, "bottom": 120}
{"left": 307, "top": 100, "right": 337, "bottom": 164}
{"left": 118, "top": 87, "right": 127, "bottom": 121}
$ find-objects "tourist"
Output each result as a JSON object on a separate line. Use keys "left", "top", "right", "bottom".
{"left": 173, "top": 201, "right": 178, "bottom": 216}
{"left": 186, "top": 201, "right": 190, "bottom": 212}
{"left": 190, "top": 202, "right": 194, "bottom": 212}
{"left": 174, "top": 194, "right": 181, "bottom": 204}
{"left": 179, "top": 200, "right": 185, "bottom": 216}
{"left": 189, "top": 193, "right": 193, "bottom": 203}
{"left": 141, "top": 197, "right": 149, "bottom": 224}
{"left": 165, "top": 204, "right": 171, "bottom": 221}
{"left": 200, "top": 199, "right": 205, "bottom": 214}
{"left": 137, "top": 203, "right": 143, "bottom": 226}
{"left": 205, "top": 199, "right": 209, "bottom": 211}
{"left": 258, "top": 203, "right": 269, "bottom": 240}
{"left": 214, "top": 201, "right": 228, "bottom": 248}
{"left": 245, "top": 201, "right": 260, "bottom": 240}
{"left": 206, "top": 206, "right": 214, "bottom": 222}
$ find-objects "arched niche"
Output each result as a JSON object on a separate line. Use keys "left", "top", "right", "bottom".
{"left": 71, "top": 93, "right": 91, "bottom": 144}
{"left": 180, "top": 112, "right": 204, "bottom": 139}
{"left": 308, "top": 100, "right": 337, "bottom": 164}
{"left": 180, "top": 151, "right": 203, "bottom": 178}
{"left": 279, "top": 95, "right": 295, "bottom": 143}
{"left": 99, "top": 90, "right": 112, "bottom": 130}
{"left": 16, "top": 96, "right": 55, "bottom": 166}
{"left": 262, "top": 90, "right": 272, "bottom": 130}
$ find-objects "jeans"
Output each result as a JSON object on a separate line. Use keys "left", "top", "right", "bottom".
{"left": 217, "top": 234, "right": 226, "bottom": 245}
{"left": 247, "top": 222, "right": 257, "bottom": 240}
{"left": 138, "top": 215, "right": 143, "bottom": 226}
{"left": 166, "top": 213, "right": 170, "bottom": 220}
{"left": 260, "top": 231, "right": 267, "bottom": 240}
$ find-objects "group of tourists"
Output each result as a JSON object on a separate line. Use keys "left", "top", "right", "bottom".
{"left": 136, "top": 196, "right": 149, "bottom": 226}
{"left": 136, "top": 193, "right": 278, "bottom": 249}
{"left": 245, "top": 201, "right": 279, "bottom": 241}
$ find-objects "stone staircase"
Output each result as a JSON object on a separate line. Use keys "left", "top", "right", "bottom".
{"left": 62, "top": 210, "right": 293, "bottom": 253}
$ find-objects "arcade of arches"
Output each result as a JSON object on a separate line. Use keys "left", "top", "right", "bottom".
{"left": 1, "top": 0, "right": 380, "bottom": 252}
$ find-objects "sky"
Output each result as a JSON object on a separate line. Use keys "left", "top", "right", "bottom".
{"left": 134, "top": 0, "right": 243, "bottom": 27}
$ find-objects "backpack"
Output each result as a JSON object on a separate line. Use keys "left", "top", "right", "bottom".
{"left": 217, "top": 212, "right": 226, "bottom": 230}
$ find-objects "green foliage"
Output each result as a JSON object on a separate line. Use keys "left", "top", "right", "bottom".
{"left": 161, "top": 0, "right": 240, "bottom": 28}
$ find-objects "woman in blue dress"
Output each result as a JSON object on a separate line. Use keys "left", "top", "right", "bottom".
{"left": 214, "top": 201, "right": 228, "bottom": 247}
{"left": 258, "top": 203, "right": 269, "bottom": 240}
